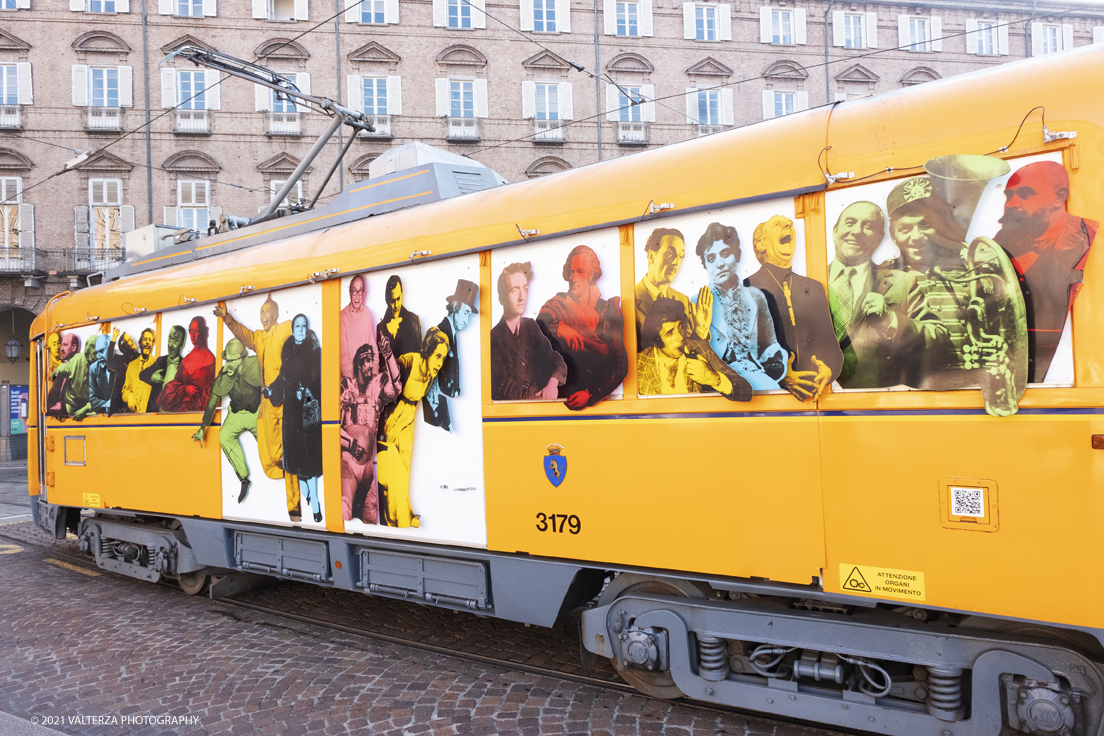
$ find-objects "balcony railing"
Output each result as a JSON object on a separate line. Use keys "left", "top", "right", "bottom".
{"left": 267, "top": 111, "right": 302, "bottom": 136}
{"left": 68, "top": 247, "right": 126, "bottom": 273}
{"left": 0, "top": 105, "right": 21, "bottom": 130}
{"left": 86, "top": 107, "right": 122, "bottom": 131}
{"left": 447, "top": 116, "right": 480, "bottom": 142}
{"left": 174, "top": 108, "right": 210, "bottom": 134}
{"left": 359, "top": 114, "right": 392, "bottom": 138}
{"left": 0, "top": 247, "right": 43, "bottom": 273}
{"left": 617, "top": 121, "right": 649, "bottom": 145}
{"left": 533, "top": 118, "right": 564, "bottom": 143}
{"left": 695, "top": 123, "right": 727, "bottom": 137}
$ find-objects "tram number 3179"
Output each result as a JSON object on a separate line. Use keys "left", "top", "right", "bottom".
{"left": 536, "top": 513, "right": 581, "bottom": 534}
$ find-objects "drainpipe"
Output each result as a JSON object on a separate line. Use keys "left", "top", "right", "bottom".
{"left": 334, "top": 0, "right": 344, "bottom": 193}
{"left": 141, "top": 0, "right": 153, "bottom": 225}
{"left": 595, "top": 0, "right": 602, "bottom": 162}
{"left": 1026, "top": 0, "right": 1038, "bottom": 59}
{"left": 823, "top": 0, "right": 835, "bottom": 106}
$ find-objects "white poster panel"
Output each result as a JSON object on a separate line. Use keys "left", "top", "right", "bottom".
{"left": 217, "top": 285, "right": 327, "bottom": 530}
{"left": 344, "top": 255, "right": 486, "bottom": 547}
{"left": 824, "top": 152, "right": 1075, "bottom": 389}
{"left": 633, "top": 198, "right": 806, "bottom": 394}
{"left": 489, "top": 227, "right": 624, "bottom": 404}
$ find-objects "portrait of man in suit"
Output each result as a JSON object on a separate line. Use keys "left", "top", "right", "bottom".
{"left": 422, "top": 278, "right": 478, "bottom": 431}
{"left": 746, "top": 215, "right": 842, "bottom": 401}
{"left": 634, "top": 228, "right": 710, "bottom": 341}
{"left": 828, "top": 201, "right": 945, "bottom": 389}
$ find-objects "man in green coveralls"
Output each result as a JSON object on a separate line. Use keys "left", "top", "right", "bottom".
{"left": 192, "top": 339, "right": 263, "bottom": 503}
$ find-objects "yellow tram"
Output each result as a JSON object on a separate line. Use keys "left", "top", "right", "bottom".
{"left": 28, "top": 45, "right": 1104, "bottom": 735}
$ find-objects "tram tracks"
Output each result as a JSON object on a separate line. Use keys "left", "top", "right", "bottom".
{"left": 0, "top": 525, "right": 851, "bottom": 735}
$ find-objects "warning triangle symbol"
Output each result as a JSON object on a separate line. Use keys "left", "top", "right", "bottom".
{"left": 842, "top": 567, "right": 872, "bottom": 592}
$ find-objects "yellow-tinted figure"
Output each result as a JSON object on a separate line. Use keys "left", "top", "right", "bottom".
{"left": 377, "top": 328, "right": 449, "bottom": 529}
{"left": 45, "top": 332, "right": 61, "bottom": 375}
{"left": 216, "top": 298, "right": 301, "bottom": 520}
{"left": 122, "top": 329, "right": 158, "bottom": 413}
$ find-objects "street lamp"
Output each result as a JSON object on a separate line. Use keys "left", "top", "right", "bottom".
{"left": 5, "top": 309, "right": 19, "bottom": 363}
{"left": 5, "top": 337, "right": 20, "bottom": 364}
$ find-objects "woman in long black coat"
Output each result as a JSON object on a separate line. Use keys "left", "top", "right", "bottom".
{"left": 267, "top": 313, "right": 324, "bottom": 522}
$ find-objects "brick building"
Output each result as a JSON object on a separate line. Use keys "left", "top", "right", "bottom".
{"left": 0, "top": 0, "right": 1101, "bottom": 382}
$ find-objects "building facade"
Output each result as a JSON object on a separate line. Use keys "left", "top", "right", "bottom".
{"left": 0, "top": 0, "right": 1101, "bottom": 382}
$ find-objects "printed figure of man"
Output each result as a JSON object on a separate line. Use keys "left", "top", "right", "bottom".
{"left": 192, "top": 339, "right": 263, "bottom": 504}
{"left": 634, "top": 228, "right": 711, "bottom": 340}
{"left": 140, "top": 325, "right": 186, "bottom": 412}
{"left": 537, "top": 245, "right": 628, "bottom": 410}
{"left": 74, "top": 334, "right": 113, "bottom": 419}
{"left": 829, "top": 200, "right": 944, "bottom": 388}
{"left": 695, "top": 223, "right": 786, "bottom": 391}
{"left": 994, "top": 161, "right": 1098, "bottom": 382}
{"left": 340, "top": 275, "right": 375, "bottom": 381}
{"left": 122, "top": 328, "right": 158, "bottom": 413}
{"left": 376, "top": 275, "right": 422, "bottom": 361}
{"left": 637, "top": 297, "right": 745, "bottom": 398}
{"left": 158, "top": 317, "right": 216, "bottom": 412}
{"left": 216, "top": 296, "right": 301, "bottom": 521}
{"left": 490, "top": 262, "right": 567, "bottom": 401}
{"left": 340, "top": 341, "right": 402, "bottom": 523}
{"left": 746, "top": 215, "right": 842, "bottom": 401}
{"left": 423, "top": 279, "right": 478, "bottom": 431}
{"left": 107, "top": 330, "right": 140, "bottom": 415}
{"left": 51, "top": 333, "right": 90, "bottom": 416}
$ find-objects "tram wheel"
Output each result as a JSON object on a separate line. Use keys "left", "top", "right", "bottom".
{"left": 597, "top": 573, "right": 707, "bottom": 699}
{"left": 177, "top": 571, "right": 209, "bottom": 596}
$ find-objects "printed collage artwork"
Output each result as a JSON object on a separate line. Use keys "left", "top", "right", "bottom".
{"left": 44, "top": 152, "right": 1095, "bottom": 544}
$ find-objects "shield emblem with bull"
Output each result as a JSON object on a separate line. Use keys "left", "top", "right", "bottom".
{"left": 544, "top": 444, "right": 567, "bottom": 487}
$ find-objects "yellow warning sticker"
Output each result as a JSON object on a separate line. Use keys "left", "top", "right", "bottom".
{"left": 82, "top": 492, "right": 101, "bottom": 508}
{"left": 839, "top": 564, "right": 925, "bottom": 602}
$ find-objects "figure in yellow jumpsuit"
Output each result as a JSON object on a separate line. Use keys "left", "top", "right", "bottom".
{"left": 121, "top": 329, "right": 158, "bottom": 413}
{"left": 377, "top": 327, "right": 449, "bottom": 529}
{"left": 215, "top": 297, "right": 301, "bottom": 521}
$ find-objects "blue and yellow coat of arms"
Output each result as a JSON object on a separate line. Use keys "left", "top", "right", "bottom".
{"left": 544, "top": 444, "right": 567, "bottom": 487}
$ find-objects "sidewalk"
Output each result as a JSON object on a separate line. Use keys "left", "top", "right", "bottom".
{"left": 0, "top": 465, "right": 32, "bottom": 524}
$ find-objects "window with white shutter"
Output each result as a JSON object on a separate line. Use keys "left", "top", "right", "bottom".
{"left": 0, "top": 66, "right": 17, "bottom": 106}
{"left": 966, "top": 19, "right": 1002, "bottom": 55}
{"left": 0, "top": 177, "right": 20, "bottom": 251}
{"left": 90, "top": 68, "right": 120, "bottom": 107}
{"left": 270, "top": 180, "right": 303, "bottom": 208}
{"left": 1032, "top": 23, "right": 1072, "bottom": 55}
{"left": 760, "top": 7, "right": 804, "bottom": 45}
{"left": 178, "top": 180, "right": 210, "bottom": 232}
{"left": 2, "top": 0, "right": 33, "bottom": 10}
{"left": 362, "top": 77, "right": 388, "bottom": 114}
{"left": 89, "top": 178, "right": 122, "bottom": 251}
{"left": 450, "top": 80, "right": 475, "bottom": 118}
{"left": 684, "top": 4, "right": 718, "bottom": 41}
{"left": 899, "top": 15, "right": 939, "bottom": 52}
{"left": 176, "top": 0, "right": 202, "bottom": 15}
{"left": 447, "top": 0, "right": 471, "bottom": 28}
{"left": 616, "top": 0, "right": 638, "bottom": 36}
{"left": 88, "top": 0, "right": 118, "bottom": 11}
{"left": 534, "top": 0, "right": 556, "bottom": 32}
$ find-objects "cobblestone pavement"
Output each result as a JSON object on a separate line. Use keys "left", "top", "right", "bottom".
{"left": 0, "top": 519, "right": 849, "bottom": 736}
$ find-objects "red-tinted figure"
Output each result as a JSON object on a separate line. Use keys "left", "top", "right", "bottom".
{"left": 994, "top": 161, "right": 1097, "bottom": 382}
{"left": 158, "top": 316, "right": 216, "bottom": 412}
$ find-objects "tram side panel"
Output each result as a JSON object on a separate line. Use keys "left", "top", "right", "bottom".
{"left": 482, "top": 203, "right": 829, "bottom": 586}
{"left": 816, "top": 150, "right": 1104, "bottom": 631}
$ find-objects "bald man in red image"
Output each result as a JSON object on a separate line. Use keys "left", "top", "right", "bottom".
{"left": 994, "top": 161, "right": 1097, "bottom": 383}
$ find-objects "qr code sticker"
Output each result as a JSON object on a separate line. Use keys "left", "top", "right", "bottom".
{"left": 950, "top": 487, "right": 985, "bottom": 518}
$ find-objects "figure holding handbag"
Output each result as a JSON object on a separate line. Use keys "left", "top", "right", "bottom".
{"left": 267, "top": 314, "right": 324, "bottom": 522}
